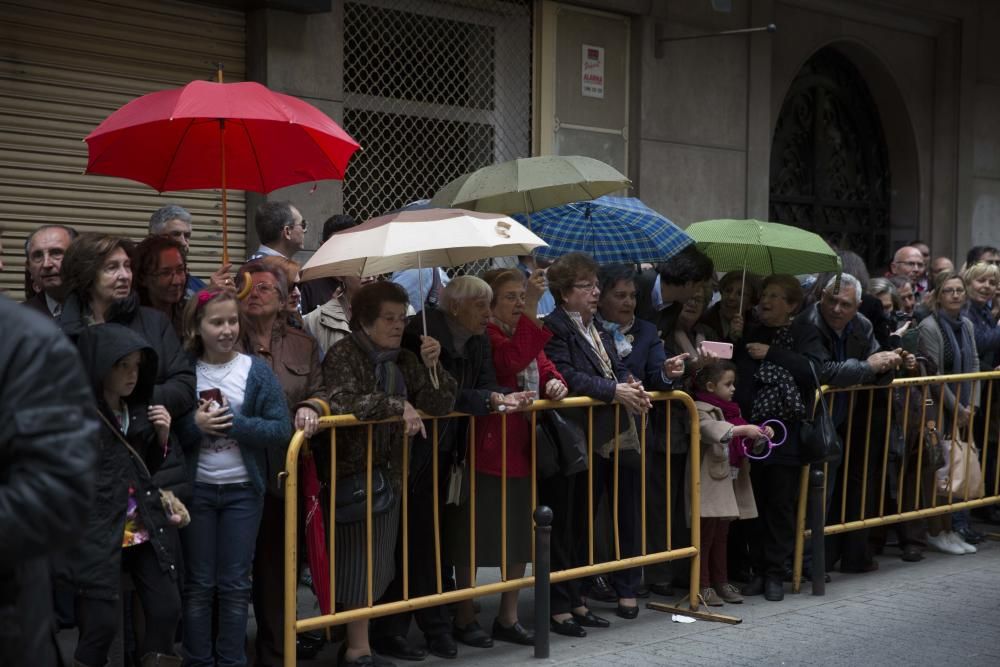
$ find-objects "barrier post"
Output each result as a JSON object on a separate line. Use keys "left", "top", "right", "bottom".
{"left": 533, "top": 505, "right": 553, "bottom": 659}
{"left": 809, "top": 467, "right": 826, "bottom": 595}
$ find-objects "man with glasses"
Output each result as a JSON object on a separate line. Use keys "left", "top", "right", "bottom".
{"left": 22, "top": 224, "right": 77, "bottom": 318}
{"left": 888, "top": 246, "right": 926, "bottom": 284}
{"left": 249, "top": 200, "right": 307, "bottom": 261}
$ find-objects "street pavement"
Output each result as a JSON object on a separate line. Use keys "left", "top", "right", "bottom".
{"left": 295, "top": 525, "right": 1000, "bottom": 666}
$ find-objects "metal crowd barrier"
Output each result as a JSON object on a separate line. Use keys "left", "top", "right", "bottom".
{"left": 792, "top": 370, "right": 1000, "bottom": 594}
{"left": 282, "top": 391, "right": 703, "bottom": 665}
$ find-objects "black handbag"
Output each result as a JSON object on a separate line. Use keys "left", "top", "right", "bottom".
{"left": 536, "top": 409, "right": 588, "bottom": 477}
{"left": 334, "top": 467, "right": 395, "bottom": 524}
{"left": 799, "top": 364, "right": 843, "bottom": 464}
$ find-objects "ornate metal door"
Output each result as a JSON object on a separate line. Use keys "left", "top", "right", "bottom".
{"left": 769, "top": 47, "right": 891, "bottom": 267}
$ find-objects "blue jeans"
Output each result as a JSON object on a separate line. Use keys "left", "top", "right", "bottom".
{"left": 182, "top": 482, "right": 264, "bottom": 667}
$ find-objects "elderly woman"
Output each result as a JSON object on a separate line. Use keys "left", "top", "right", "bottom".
{"left": 733, "top": 275, "right": 822, "bottom": 601}
{"left": 868, "top": 277, "right": 901, "bottom": 316}
{"left": 917, "top": 271, "right": 982, "bottom": 553}
{"left": 234, "top": 260, "right": 331, "bottom": 666}
{"left": 700, "top": 270, "right": 761, "bottom": 343}
{"left": 372, "top": 276, "right": 533, "bottom": 661}
{"left": 257, "top": 254, "right": 305, "bottom": 327}
{"left": 59, "top": 233, "right": 195, "bottom": 418}
{"left": 541, "top": 252, "right": 651, "bottom": 635}
{"left": 133, "top": 235, "right": 188, "bottom": 336}
{"left": 674, "top": 285, "right": 716, "bottom": 367}
{"left": 593, "top": 264, "right": 687, "bottom": 615}
{"left": 303, "top": 273, "right": 366, "bottom": 357}
{"left": 446, "top": 268, "right": 569, "bottom": 644}
{"left": 322, "top": 281, "right": 456, "bottom": 667}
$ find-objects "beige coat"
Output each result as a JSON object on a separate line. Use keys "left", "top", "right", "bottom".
{"left": 691, "top": 401, "right": 758, "bottom": 521}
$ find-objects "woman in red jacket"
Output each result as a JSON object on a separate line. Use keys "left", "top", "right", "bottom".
{"left": 451, "top": 268, "right": 568, "bottom": 646}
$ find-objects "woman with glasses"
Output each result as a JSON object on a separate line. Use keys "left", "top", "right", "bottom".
{"left": 916, "top": 271, "right": 981, "bottom": 554}
{"left": 133, "top": 235, "right": 189, "bottom": 336}
{"left": 234, "top": 259, "right": 332, "bottom": 665}
{"left": 700, "top": 270, "right": 761, "bottom": 343}
{"left": 542, "top": 252, "right": 651, "bottom": 636}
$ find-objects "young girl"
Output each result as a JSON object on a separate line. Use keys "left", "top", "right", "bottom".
{"left": 692, "top": 360, "right": 770, "bottom": 607}
{"left": 176, "top": 290, "right": 291, "bottom": 667}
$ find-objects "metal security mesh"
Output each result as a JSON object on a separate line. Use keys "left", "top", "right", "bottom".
{"left": 343, "top": 0, "right": 532, "bottom": 275}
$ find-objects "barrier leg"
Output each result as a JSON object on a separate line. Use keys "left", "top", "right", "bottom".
{"left": 809, "top": 468, "right": 826, "bottom": 596}
{"left": 533, "top": 506, "right": 553, "bottom": 659}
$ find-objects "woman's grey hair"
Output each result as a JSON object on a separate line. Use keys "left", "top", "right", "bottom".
{"left": 823, "top": 273, "right": 863, "bottom": 304}
{"left": 867, "top": 277, "right": 900, "bottom": 310}
{"left": 148, "top": 204, "right": 192, "bottom": 234}
{"left": 440, "top": 275, "right": 492, "bottom": 313}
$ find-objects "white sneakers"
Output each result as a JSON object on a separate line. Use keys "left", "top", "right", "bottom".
{"left": 927, "top": 531, "right": 976, "bottom": 555}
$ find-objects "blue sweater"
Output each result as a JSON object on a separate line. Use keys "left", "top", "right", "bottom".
{"left": 963, "top": 302, "right": 1000, "bottom": 371}
{"left": 178, "top": 356, "right": 292, "bottom": 495}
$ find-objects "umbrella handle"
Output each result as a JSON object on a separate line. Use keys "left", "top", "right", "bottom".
{"left": 417, "top": 254, "right": 440, "bottom": 389}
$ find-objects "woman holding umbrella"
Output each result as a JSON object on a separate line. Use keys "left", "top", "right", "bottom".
{"left": 323, "top": 281, "right": 457, "bottom": 666}
{"left": 700, "top": 270, "right": 762, "bottom": 343}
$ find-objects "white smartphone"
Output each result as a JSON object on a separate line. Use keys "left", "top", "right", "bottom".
{"left": 700, "top": 340, "right": 734, "bottom": 359}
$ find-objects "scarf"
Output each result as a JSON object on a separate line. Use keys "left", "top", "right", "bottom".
{"left": 493, "top": 317, "right": 540, "bottom": 394}
{"left": 750, "top": 325, "right": 807, "bottom": 423}
{"left": 937, "top": 312, "right": 975, "bottom": 408}
{"left": 351, "top": 327, "right": 406, "bottom": 397}
{"left": 566, "top": 308, "right": 616, "bottom": 380}
{"left": 597, "top": 314, "right": 634, "bottom": 358}
{"left": 696, "top": 391, "right": 749, "bottom": 466}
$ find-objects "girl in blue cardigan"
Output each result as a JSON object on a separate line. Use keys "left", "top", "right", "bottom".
{"left": 177, "top": 289, "right": 291, "bottom": 667}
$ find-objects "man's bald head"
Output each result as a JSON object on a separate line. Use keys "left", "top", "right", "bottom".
{"left": 891, "top": 246, "right": 925, "bottom": 282}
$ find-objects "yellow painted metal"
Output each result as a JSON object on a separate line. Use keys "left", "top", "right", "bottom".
{"left": 401, "top": 428, "right": 409, "bottom": 600}
{"left": 470, "top": 415, "right": 478, "bottom": 585}
{"left": 640, "top": 411, "right": 647, "bottom": 556}
{"left": 366, "top": 425, "right": 374, "bottom": 606}
{"left": 791, "top": 465, "right": 810, "bottom": 595}
{"left": 877, "top": 387, "right": 892, "bottom": 517}
{"left": 587, "top": 406, "right": 594, "bottom": 566}
{"left": 433, "top": 419, "right": 442, "bottom": 594}
{"left": 613, "top": 403, "right": 621, "bottom": 562}
{"left": 283, "top": 431, "right": 303, "bottom": 663}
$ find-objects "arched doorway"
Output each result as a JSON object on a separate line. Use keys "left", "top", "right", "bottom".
{"left": 769, "top": 47, "right": 891, "bottom": 267}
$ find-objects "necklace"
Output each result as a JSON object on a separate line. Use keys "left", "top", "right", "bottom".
{"left": 198, "top": 354, "right": 240, "bottom": 384}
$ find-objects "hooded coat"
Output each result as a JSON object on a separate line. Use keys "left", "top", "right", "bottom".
{"left": 55, "top": 324, "right": 189, "bottom": 600}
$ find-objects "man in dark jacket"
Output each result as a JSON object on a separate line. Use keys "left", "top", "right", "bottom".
{"left": 797, "top": 273, "right": 904, "bottom": 574}
{"left": 23, "top": 224, "right": 77, "bottom": 317}
{"left": 0, "top": 293, "right": 99, "bottom": 666}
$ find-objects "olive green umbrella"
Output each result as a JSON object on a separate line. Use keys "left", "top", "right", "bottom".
{"left": 686, "top": 218, "right": 841, "bottom": 309}
{"left": 430, "top": 155, "right": 630, "bottom": 216}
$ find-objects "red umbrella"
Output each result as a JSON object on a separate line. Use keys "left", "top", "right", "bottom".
{"left": 84, "top": 77, "right": 360, "bottom": 263}
{"left": 301, "top": 450, "right": 331, "bottom": 615}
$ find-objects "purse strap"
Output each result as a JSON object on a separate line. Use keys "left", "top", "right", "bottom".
{"left": 98, "top": 410, "right": 153, "bottom": 479}
{"left": 806, "top": 361, "right": 832, "bottom": 421}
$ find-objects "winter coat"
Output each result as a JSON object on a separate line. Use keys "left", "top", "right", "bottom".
{"left": 56, "top": 324, "right": 188, "bottom": 600}
{"left": 302, "top": 296, "right": 352, "bottom": 358}
{"left": 241, "top": 320, "right": 330, "bottom": 496}
{"left": 475, "top": 316, "right": 565, "bottom": 478}
{"left": 176, "top": 356, "right": 293, "bottom": 496}
{"left": 691, "top": 402, "right": 757, "bottom": 520}
{"left": 59, "top": 292, "right": 196, "bottom": 418}
{"left": 795, "top": 302, "right": 893, "bottom": 388}
{"left": 962, "top": 301, "right": 1000, "bottom": 372}
{"left": 916, "top": 314, "right": 981, "bottom": 412}
{"left": 0, "top": 296, "right": 98, "bottom": 666}
{"left": 322, "top": 334, "right": 457, "bottom": 489}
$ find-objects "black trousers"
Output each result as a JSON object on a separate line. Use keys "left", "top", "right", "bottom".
{"left": 251, "top": 493, "right": 286, "bottom": 667}
{"left": 537, "top": 470, "right": 586, "bottom": 615}
{"left": 748, "top": 462, "right": 801, "bottom": 580}
{"left": 74, "top": 542, "right": 181, "bottom": 667}
{"left": 372, "top": 456, "right": 452, "bottom": 641}
{"left": 644, "top": 451, "right": 689, "bottom": 586}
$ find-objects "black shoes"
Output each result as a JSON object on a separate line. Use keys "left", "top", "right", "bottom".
{"left": 648, "top": 581, "right": 675, "bottom": 597}
{"left": 635, "top": 584, "right": 651, "bottom": 598}
{"left": 453, "top": 621, "right": 493, "bottom": 648}
{"left": 492, "top": 618, "right": 534, "bottom": 645}
{"left": 585, "top": 575, "right": 618, "bottom": 603}
{"left": 615, "top": 603, "right": 639, "bottom": 620}
{"left": 741, "top": 577, "right": 763, "bottom": 596}
{"left": 956, "top": 525, "right": 986, "bottom": 545}
{"left": 373, "top": 635, "right": 427, "bottom": 662}
{"left": 571, "top": 609, "right": 610, "bottom": 628}
{"left": 550, "top": 617, "right": 587, "bottom": 637}
{"left": 764, "top": 577, "right": 784, "bottom": 602}
{"left": 297, "top": 630, "right": 326, "bottom": 660}
{"left": 425, "top": 633, "right": 458, "bottom": 659}
{"left": 901, "top": 544, "right": 924, "bottom": 562}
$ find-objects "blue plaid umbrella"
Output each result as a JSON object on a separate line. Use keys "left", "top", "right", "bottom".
{"left": 512, "top": 196, "right": 692, "bottom": 264}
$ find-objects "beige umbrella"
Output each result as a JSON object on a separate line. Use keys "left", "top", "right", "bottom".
{"left": 300, "top": 208, "right": 547, "bottom": 385}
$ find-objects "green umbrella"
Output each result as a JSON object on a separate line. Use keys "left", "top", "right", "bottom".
{"left": 686, "top": 218, "right": 841, "bottom": 309}
{"left": 430, "top": 155, "right": 630, "bottom": 216}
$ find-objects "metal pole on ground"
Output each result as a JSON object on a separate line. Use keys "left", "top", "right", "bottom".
{"left": 809, "top": 467, "right": 826, "bottom": 595}
{"left": 533, "top": 505, "right": 553, "bottom": 659}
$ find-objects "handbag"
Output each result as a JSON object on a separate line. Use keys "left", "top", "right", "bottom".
{"left": 335, "top": 466, "right": 395, "bottom": 523}
{"left": 98, "top": 412, "right": 191, "bottom": 529}
{"left": 445, "top": 457, "right": 470, "bottom": 506}
{"left": 936, "top": 438, "right": 984, "bottom": 500}
{"left": 536, "top": 409, "right": 588, "bottom": 477}
{"left": 798, "top": 364, "right": 843, "bottom": 464}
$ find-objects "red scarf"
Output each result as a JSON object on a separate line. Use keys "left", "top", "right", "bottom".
{"left": 696, "top": 391, "right": 749, "bottom": 466}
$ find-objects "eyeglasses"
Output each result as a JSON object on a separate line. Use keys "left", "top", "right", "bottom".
{"left": 940, "top": 287, "right": 966, "bottom": 296}
{"left": 500, "top": 292, "right": 526, "bottom": 303}
{"left": 152, "top": 267, "right": 186, "bottom": 280}
{"left": 895, "top": 260, "right": 925, "bottom": 269}
{"left": 572, "top": 282, "right": 599, "bottom": 292}
{"left": 286, "top": 220, "right": 308, "bottom": 232}
{"left": 251, "top": 283, "right": 279, "bottom": 296}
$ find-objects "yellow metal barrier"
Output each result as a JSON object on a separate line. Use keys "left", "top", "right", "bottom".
{"left": 792, "top": 370, "right": 1000, "bottom": 593}
{"left": 282, "top": 391, "right": 703, "bottom": 664}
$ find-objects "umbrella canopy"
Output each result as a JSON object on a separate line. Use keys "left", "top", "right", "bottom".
{"left": 85, "top": 80, "right": 360, "bottom": 193}
{"left": 685, "top": 219, "right": 841, "bottom": 276}
{"left": 429, "top": 155, "right": 630, "bottom": 215}
{"left": 299, "top": 208, "right": 547, "bottom": 281}
{"left": 510, "top": 195, "right": 692, "bottom": 264}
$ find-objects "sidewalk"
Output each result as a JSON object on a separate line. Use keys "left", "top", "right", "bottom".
{"left": 298, "top": 528, "right": 1000, "bottom": 666}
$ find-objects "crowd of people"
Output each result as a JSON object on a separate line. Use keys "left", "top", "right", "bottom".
{"left": 4, "top": 206, "right": 1000, "bottom": 667}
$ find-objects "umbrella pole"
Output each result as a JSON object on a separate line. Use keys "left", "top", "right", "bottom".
{"left": 219, "top": 118, "right": 229, "bottom": 266}
{"left": 739, "top": 264, "right": 746, "bottom": 314}
{"left": 417, "top": 253, "right": 440, "bottom": 389}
